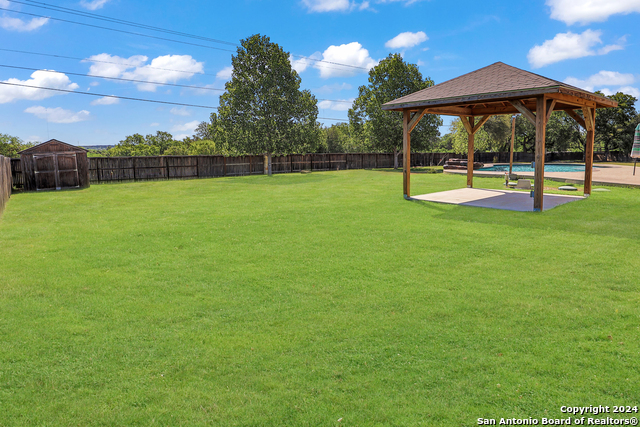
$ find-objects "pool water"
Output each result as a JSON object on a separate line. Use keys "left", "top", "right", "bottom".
{"left": 479, "top": 164, "right": 586, "bottom": 173}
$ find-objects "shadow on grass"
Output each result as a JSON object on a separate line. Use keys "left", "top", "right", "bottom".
{"left": 407, "top": 193, "right": 640, "bottom": 241}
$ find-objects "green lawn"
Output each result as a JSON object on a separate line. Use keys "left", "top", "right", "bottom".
{"left": 1, "top": 170, "right": 638, "bottom": 426}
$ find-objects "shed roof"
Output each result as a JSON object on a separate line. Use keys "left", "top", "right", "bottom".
{"left": 382, "top": 62, "right": 617, "bottom": 114}
{"left": 19, "top": 139, "right": 88, "bottom": 154}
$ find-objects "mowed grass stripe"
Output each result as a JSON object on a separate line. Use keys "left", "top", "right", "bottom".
{"left": 0, "top": 170, "right": 638, "bottom": 426}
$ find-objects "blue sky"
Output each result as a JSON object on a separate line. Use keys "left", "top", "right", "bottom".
{"left": 1, "top": 0, "right": 639, "bottom": 146}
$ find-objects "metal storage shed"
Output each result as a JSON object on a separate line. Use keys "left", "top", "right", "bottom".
{"left": 19, "top": 139, "right": 90, "bottom": 191}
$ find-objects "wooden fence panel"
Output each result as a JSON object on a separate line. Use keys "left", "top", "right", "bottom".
{"left": 329, "top": 153, "right": 346, "bottom": 171}
{"left": 289, "top": 154, "right": 305, "bottom": 172}
{"left": 195, "top": 155, "right": 223, "bottom": 177}
{"left": 166, "top": 156, "right": 198, "bottom": 179}
{"left": 346, "top": 154, "right": 362, "bottom": 170}
{"left": 271, "top": 155, "right": 291, "bottom": 174}
{"left": 0, "top": 156, "right": 11, "bottom": 215}
{"left": 224, "top": 155, "right": 251, "bottom": 176}
{"left": 10, "top": 158, "right": 23, "bottom": 189}
{"left": 134, "top": 156, "right": 167, "bottom": 180}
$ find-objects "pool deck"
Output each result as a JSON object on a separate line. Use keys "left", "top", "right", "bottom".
{"left": 411, "top": 188, "right": 584, "bottom": 212}
{"left": 445, "top": 163, "right": 640, "bottom": 188}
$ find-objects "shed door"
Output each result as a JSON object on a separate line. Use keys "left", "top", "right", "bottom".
{"left": 34, "top": 153, "right": 79, "bottom": 190}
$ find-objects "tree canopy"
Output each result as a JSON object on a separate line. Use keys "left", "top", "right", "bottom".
{"left": 595, "top": 91, "right": 638, "bottom": 154}
{"left": 217, "top": 34, "right": 321, "bottom": 155}
{"left": 349, "top": 53, "right": 442, "bottom": 164}
{"left": 0, "top": 134, "right": 35, "bottom": 158}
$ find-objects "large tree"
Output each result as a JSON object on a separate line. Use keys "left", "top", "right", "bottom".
{"left": 595, "top": 91, "right": 638, "bottom": 156}
{"left": 349, "top": 53, "right": 442, "bottom": 168}
{"left": 0, "top": 134, "right": 35, "bottom": 157}
{"left": 217, "top": 34, "right": 321, "bottom": 161}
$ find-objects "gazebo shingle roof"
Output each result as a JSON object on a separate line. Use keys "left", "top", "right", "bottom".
{"left": 382, "top": 62, "right": 616, "bottom": 113}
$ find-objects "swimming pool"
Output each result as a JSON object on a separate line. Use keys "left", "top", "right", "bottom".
{"left": 479, "top": 164, "right": 586, "bottom": 173}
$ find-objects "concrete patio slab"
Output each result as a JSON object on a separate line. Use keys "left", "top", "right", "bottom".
{"left": 411, "top": 188, "right": 584, "bottom": 212}
{"left": 446, "top": 163, "right": 640, "bottom": 188}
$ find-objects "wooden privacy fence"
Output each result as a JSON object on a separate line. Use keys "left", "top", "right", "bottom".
{"left": 1, "top": 156, "right": 11, "bottom": 215}
{"left": 8, "top": 151, "right": 632, "bottom": 188}
{"left": 87, "top": 153, "right": 401, "bottom": 183}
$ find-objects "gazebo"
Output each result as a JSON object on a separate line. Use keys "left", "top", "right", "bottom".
{"left": 381, "top": 62, "right": 618, "bottom": 211}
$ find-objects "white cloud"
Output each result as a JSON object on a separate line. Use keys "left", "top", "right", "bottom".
{"left": 84, "top": 54, "right": 203, "bottom": 91}
{"left": 90, "top": 96, "right": 119, "bottom": 105}
{"left": 302, "top": 0, "right": 351, "bottom": 12}
{"left": 527, "top": 30, "right": 623, "bottom": 68}
{"left": 0, "top": 70, "right": 78, "bottom": 103}
{"left": 170, "top": 107, "right": 191, "bottom": 116}
{"left": 0, "top": 0, "right": 10, "bottom": 6}
{"left": 0, "top": 16, "right": 49, "bottom": 32}
{"left": 302, "top": 0, "right": 417, "bottom": 12}
{"left": 565, "top": 71, "right": 639, "bottom": 98}
{"left": 618, "top": 86, "right": 640, "bottom": 98}
{"left": 216, "top": 66, "right": 233, "bottom": 81}
{"left": 547, "top": 0, "right": 640, "bottom": 24}
{"left": 564, "top": 70, "right": 635, "bottom": 91}
{"left": 172, "top": 120, "right": 200, "bottom": 132}
{"left": 318, "top": 98, "right": 355, "bottom": 111}
{"left": 174, "top": 134, "right": 190, "bottom": 140}
{"left": 85, "top": 53, "right": 148, "bottom": 78}
{"left": 290, "top": 54, "right": 321, "bottom": 74}
{"left": 385, "top": 31, "right": 428, "bottom": 49}
{"left": 123, "top": 55, "right": 204, "bottom": 92}
{"left": 315, "top": 42, "right": 377, "bottom": 78}
{"left": 25, "top": 106, "right": 91, "bottom": 123}
{"left": 80, "top": 0, "right": 111, "bottom": 10}
{"left": 150, "top": 122, "right": 160, "bottom": 127}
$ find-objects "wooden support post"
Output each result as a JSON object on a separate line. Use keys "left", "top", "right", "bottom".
{"left": 165, "top": 156, "right": 170, "bottom": 180}
{"left": 584, "top": 107, "right": 595, "bottom": 196}
{"left": 534, "top": 96, "right": 547, "bottom": 212}
{"left": 509, "top": 115, "right": 516, "bottom": 175}
{"left": 403, "top": 110, "right": 411, "bottom": 198}
{"left": 467, "top": 128, "right": 474, "bottom": 188}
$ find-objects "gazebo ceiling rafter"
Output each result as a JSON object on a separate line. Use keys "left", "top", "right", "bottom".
{"left": 382, "top": 62, "right": 618, "bottom": 211}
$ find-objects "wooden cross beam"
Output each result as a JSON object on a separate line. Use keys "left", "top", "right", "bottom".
{"left": 408, "top": 108, "right": 427, "bottom": 133}
{"left": 545, "top": 99, "right": 557, "bottom": 123}
{"left": 566, "top": 109, "right": 586, "bottom": 129}
{"left": 459, "top": 115, "right": 474, "bottom": 135}
{"left": 509, "top": 100, "right": 536, "bottom": 125}
{"left": 473, "top": 115, "right": 491, "bottom": 134}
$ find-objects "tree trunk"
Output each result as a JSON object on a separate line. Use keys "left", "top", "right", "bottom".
{"left": 394, "top": 148, "right": 398, "bottom": 169}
